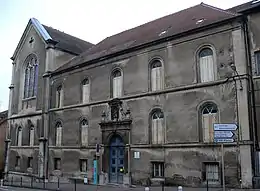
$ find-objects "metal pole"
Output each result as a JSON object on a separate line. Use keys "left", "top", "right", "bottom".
{"left": 20, "top": 177, "right": 22, "bottom": 187}
{"left": 74, "top": 179, "right": 76, "bottom": 191}
{"left": 207, "top": 180, "right": 209, "bottom": 191}
{"left": 57, "top": 177, "right": 60, "bottom": 190}
{"left": 221, "top": 144, "right": 225, "bottom": 191}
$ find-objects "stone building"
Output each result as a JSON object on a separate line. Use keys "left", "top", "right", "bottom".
{"left": 0, "top": 110, "right": 8, "bottom": 178}
{"left": 4, "top": 0, "right": 260, "bottom": 188}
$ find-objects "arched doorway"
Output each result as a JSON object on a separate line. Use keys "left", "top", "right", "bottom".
{"left": 109, "top": 135, "right": 125, "bottom": 183}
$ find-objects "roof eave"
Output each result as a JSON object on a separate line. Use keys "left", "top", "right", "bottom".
{"left": 11, "top": 18, "right": 55, "bottom": 61}
{"left": 51, "top": 15, "right": 243, "bottom": 77}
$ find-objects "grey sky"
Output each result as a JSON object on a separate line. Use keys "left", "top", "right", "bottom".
{"left": 0, "top": 0, "right": 249, "bottom": 111}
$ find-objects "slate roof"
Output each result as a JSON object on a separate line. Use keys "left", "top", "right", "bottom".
{"left": 43, "top": 25, "right": 94, "bottom": 55}
{"left": 227, "top": 0, "right": 260, "bottom": 13}
{"left": 53, "top": 3, "right": 240, "bottom": 74}
{"left": 11, "top": 18, "right": 94, "bottom": 60}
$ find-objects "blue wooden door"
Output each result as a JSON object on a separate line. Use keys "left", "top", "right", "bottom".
{"left": 109, "top": 136, "right": 124, "bottom": 183}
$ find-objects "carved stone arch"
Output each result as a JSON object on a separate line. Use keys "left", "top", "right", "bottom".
{"left": 106, "top": 132, "right": 125, "bottom": 146}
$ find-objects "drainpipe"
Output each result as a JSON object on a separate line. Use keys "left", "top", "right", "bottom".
{"left": 242, "top": 16, "right": 259, "bottom": 180}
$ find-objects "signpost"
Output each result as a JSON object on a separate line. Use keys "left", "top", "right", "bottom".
{"left": 213, "top": 124, "right": 238, "bottom": 191}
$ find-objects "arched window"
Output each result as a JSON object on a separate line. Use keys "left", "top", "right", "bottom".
{"left": 112, "top": 69, "right": 123, "bottom": 98}
{"left": 82, "top": 79, "right": 90, "bottom": 103}
{"left": 17, "top": 127, "right": 22, "bottom": 146}
{"left": 29, "top": 126, "right": 34, "bottom": 146}
{"left": 24, "top": 54, "right": 38, "bottom": 98}
{"left": 56, "top": 86, "right": 62, "bottom": 108}
{"left": 151, "top": 109, "right": 164, "bottom": 144}
{"left": 199, "top": 48, "right": 215, "bottom": 83}
{"left": 55, "top": 122, "right": 62, "bottom": 146}
{"left": 201, "top": 102, "right": 219, "bottom": 142}
{"left": 150, "top": 59, "right": 163, "bottom": 91}
{"left": 80, "top": 119, "right": 88, "bottom": 146}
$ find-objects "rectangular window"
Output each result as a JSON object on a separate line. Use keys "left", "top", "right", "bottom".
{"left": 82, "top": 84, "right": 90, "bottom": 103}
{"left": 29, "top": 128, "right": 34, "bottom": 146}
{"left": 54, "top": 158, "right": 61, "bottom": 170}
{"left": 56, "top": 127, "right": 62, "bottom": 146}
{"left": 152, "top": 119, "right": 164, "bottom": 144}
{"left": 255, "top": 52, "right": 260, "bottom": 75}
{"left": 113, "top": 76, "right": 122, "bottom": 98}
{"left": 203, "top": 162, "right": 219, "bottom": 183}
{"left": 151, "top": 68, "right": 163, "bottom": 91}
{"left": 200, "top": 55, "right": 214, "bottom": 82}
{"left": 28, "top": 157, "right": 33, "bottom": 168}
{"left": 80, "top": 159, "right": 88, "bottom": 172}
{"left": 17, "top": 130, "right": 22, "bottom": 146}
{"left": 15, "top": 156, "right": 21, "bottom": 167}
{"left": 56, "top": 87, "right": 62, "bottom": 108}
{"left": 151, "top": 162, "right": 164, "bottom": 178}
{"left": 202, "top": 113, "right": 217, "bottom": 142}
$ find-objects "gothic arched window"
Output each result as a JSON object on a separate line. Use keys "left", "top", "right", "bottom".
{"left": 24, "top": 54, "right": 38, "bottom": 98}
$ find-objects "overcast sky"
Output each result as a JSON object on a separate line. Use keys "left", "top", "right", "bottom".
{"left": 0, "top": 0, "right": 249, "bottom": 111}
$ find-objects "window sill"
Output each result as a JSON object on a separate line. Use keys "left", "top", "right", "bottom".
{"left": 22, "top": 97, "right": 36, "bottom": 101}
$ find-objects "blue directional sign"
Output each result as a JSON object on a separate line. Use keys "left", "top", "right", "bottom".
{"left": 213, "top": 123, "right": 237, "bottom": 143}
{"left": 214, "top": 131, "right": 234, "bottom": 138}
{"left": 214, "top": 139, "right": 234, "bottom": 143}
{"left": 213, "top": 124, "right": 237, "bottom": 131}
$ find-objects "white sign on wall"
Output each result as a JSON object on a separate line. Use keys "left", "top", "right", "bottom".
{"left": 134, "top": 151, "right": 140, "bottom": 159}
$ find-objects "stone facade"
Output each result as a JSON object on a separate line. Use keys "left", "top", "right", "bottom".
{"left": 4, "top": 2, "right": 260, "bottom": 189}
{"left": 0, "top": 110, "right": 8, "bottom": 178}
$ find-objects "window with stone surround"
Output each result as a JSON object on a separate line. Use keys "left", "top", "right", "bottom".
{"left": 24, "top": 54, "right": 38, "bottom": 98}
{"left": 17, "top": 126, "right": 22, "bottom": 146}
{"left": 151, "top": 109, "right": 164, "bottom": 144}
{"left": 199, "top": 47, "right": 215, "bottom": 83}
{"left": 29, "top": 127, "right": 34, "bottom": 146}
{"left": 150, "top": 59, "right": 163, "bottom": 91}
{"left": 55, "top": 122, "right": 62, "bottom": 146}
{"left": 82, "top": 78, "right": 90, "bottom": 103}
{"left": 56, "top": 86, "right": 63, "bottom": 108}
{"left": 255, "top": 51, "right": 260, "bottom": 75}
{"left": 54, "top": 158, "right": 61, "bottom": 170}
{"left": 112, "top": 69, "right": 123, "bottom": 98}
{"left": 202, "top": 162, "right": 220, "bottom": 184}
{"left": 201, "top": 102, "right": 219, "bottom": 143}
{"left": 151, "top": 162, "right": 164, "bottom": 178}
{"left": 80, "top": 119, "right": 88, "bottom": 146}
{"left": 80, "top": 159, "right": 88, "bottom": 172}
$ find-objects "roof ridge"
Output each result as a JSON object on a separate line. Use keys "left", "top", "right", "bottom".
{"left": 201, "top": 2, "right": 239, "bottom": 16}
{"left": 42, "top": 25, "right": 92, "bottom": 44}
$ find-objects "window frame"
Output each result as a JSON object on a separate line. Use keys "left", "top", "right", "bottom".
{"left": 149, "top": 58, "right": 164, "bottom": 92}
{"left": 55, "top": 122, "right": 62, "bottom": 146}
{"left": 255, "top": 51, "right": 260, "bottom": 76}
{"left": 23, "top": 54, "right": 39, "bottom": 99}
{"left": 27, "top": 157, "right": 33, "bottom": 169}
{"left": 150, "top": 109, "right": 165, "bottom": 145}
{"left": 111, "top": 68, "right": 123, "bottom": 98}
{"left": 56, "top": 85, "right": 62, "bottom": 108}
{"left": 80, "top": 119, "right": 89, "bottom": 146}
{"left": 199, "top": 102, "right": 219, "bottom": 143}
{"left": 196, "top": 46, "right": 216, "bottom": 83}
{"left": 79, "top": 159, "right": 88, "bottom": 172}
{"left": 54, "top": 158, "right": 61, "bottom": 170}
{"left": 202, "top": 161, "right": 220, "bottom": 184}
{"left": 15, "top": 156, "right": 21, "bottom": 167}
{"left": 151, "top": 161, "right": 164, "bottom": 178}
{"left": 17, "top": 126, "right": 22, "bottom": 146}
{"left": 81, "top": 78, "right": 90, "bottom": 103}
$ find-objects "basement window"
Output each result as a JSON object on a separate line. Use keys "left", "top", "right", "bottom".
{"left": 255, "top": 51, "right": 260, "bottom": 76}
